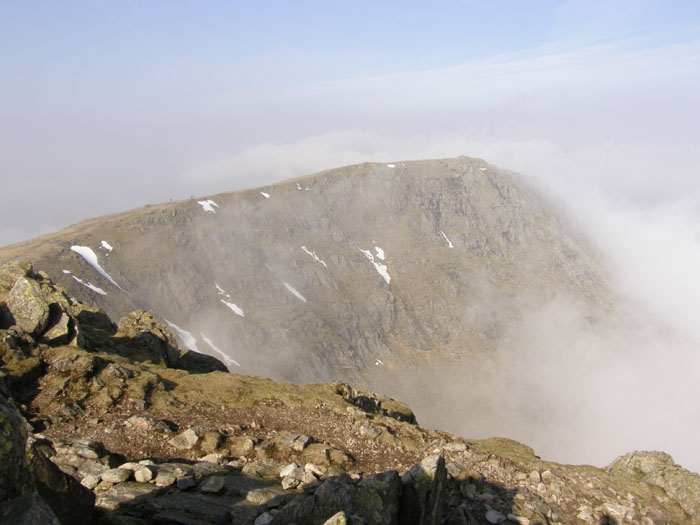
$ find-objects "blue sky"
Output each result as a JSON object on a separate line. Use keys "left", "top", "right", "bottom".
{"left": 1, "top": 1, "right": 700, "bottom": 245}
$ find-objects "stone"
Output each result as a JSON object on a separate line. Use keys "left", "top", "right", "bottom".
{"left": 0, "top": 492, "right": 60, "bottom": 524}
{"left": 101, "top": 468, "right": 131, "bottom": 484}
{"left": 154, "top": 471, "right": 176, "bottom": 487}
{"left": 281, "top": 476, "right": 301, "bottom": 490}
{"left": 176, "top": 477, "right": 197, "bottom": 490}
{"left": 126, "top": 415, "right": 171, "bottom": 433}
{"left": 199, "top": 475, "right": 225, "bottom": 493}
{"left": 485, "top": 509, "right": 506, "bottom": 523}
{"left": 168, "top": 427, "right": 202, "bottom": 450}
{"left": 443, "top": 442, "right": 467, "bottom": 453}
{"left": 254, "top": 512, "right": 275, "bottom": 525}
{"left": 323, "top": 511, "right": 348, "bottom": 525}
{"left": 80, "top": 474, "right": 100, "bottom": 489}
{"left": 42, "top": 310, "right": 72, "bottom": 345}
{"left": 7, "top": 278, "right": 50, "bottom": 335}
{"left": 133, "top": 466, "right": 155, "bottom": 483}
{"left": 243, "top": 459, "right": 283, "bottom": 481}
{"left": 280, "top": 463, "right": 303, "bottom": 479}
{"left": 305, "top": 463, "right": 326, "bottom": 477}
{"left": 399, "top": 454, "right": 447, "bottom": 525}
{"left": 506, "top": 514, "right": 529, "bottom": 524}
{"left": 286, "top": 433, "right": 312, "bottom": 452}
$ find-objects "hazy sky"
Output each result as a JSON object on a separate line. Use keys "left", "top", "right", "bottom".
{"left": 2, "top": 0, "right": 699, "bottom": 246}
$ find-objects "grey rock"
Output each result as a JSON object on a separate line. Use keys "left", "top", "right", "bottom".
{"left": 199, "top": 475, "right": 225, "bottom": 493}
{"left": 177, "top": 477, "right": 197, "bottom": 490}
{"left": 255, "top": 512, "right": 275, "bottom": 525}
{"left": 485, "top": 509, "right": 506, "bottom": 523}
{"left": 154, "top": 470, "right": 176, "bottom": 487}
{"left": 126, "top": 415, "right": 171, "bottom": 433}
{"left": 168, "top": 427, "right": 202, "bottom": 450}
{"left": 0, "top": 492, "right": 60, "bottom": 525}
{"left": 7, "top": 277, "right": 49, "bottom": 335}
{"left": 133, "top": 465, "right": 155, "bottom": 483}
{"left": 399, "top": 454, "right": 447, "bottom": 525}
{"left": 80, "top": 474, "right": 100, "bottom": 489}
{"left": 101, "top": 468, "right": 132, "bottom": 483}
{"left": 281, "top": 476, "right": 301, "bottom": 490}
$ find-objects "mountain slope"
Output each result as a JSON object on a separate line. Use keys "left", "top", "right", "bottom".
{"left": 1, "top": 262, "right": 698, "bottom": 524}
{"left": 0, "top": 157, "right": 610, "bottom": 381}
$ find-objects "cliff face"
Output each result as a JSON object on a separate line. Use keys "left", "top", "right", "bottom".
{"left": 0, "top": 157, "right": 611, "bottom": 390}
{"left": 1, "top": 262, "right": 698, "bottom": 524}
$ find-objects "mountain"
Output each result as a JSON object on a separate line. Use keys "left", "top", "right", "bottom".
{"left": 0, "top": 157, "right": 616, "bottom": 453}
{"left": 1, "top": 261, "right": 698, "bottom": 524}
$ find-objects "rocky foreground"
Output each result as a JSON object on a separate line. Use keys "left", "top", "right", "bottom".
{"left": 1, "top": 261, "right": 699, "bottom": 524}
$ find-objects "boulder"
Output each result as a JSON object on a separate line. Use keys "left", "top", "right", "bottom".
{"left": 7, "top": 278, "right": 50, "bottom": 336}
{"left": 399, "top": 454, "right": 447, "bottom": 525}
{"left": 607, "top": 451, "right": 700, "bottom": 518}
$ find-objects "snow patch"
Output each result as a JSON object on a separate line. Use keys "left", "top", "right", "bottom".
{"left": 440, "top": 231, "right": 454, "bottom": 249}
{"left": 62, "top": 270, "right": 71, "bottom": 274}
{"left": 201, "top": 333, "right": 241, "bottom": 369}
{"left": 301, "top": 246, "right": 328, "bottom": 268}
{"left": 164, "top": 320, "right": 200, "bottom": 352}
{"left": 70, "top": 245, "right": 126, "bottom": 292}
{"left": 260, "top": 192, "right": 270, "bottom": 199}
{"left": 283, "top": 282, "right": 307, "bottom": 303}
{"left": 221, "top": 299, "right": 245, "bottom": 317}
{"left": 387, "top": 164, "right": 396, "bottom": 168}
{"left": 479, "top": 167, "right": 486, "bottom": 171}
{"left": 374, "top": 246, "right": 385, "bottom": 260}
{"left": 197, "top": 200, "right": 219, "bottom": 213}
{"left": 375, "top": 359, "right": 384, "bottom": 366}
{"left": 359, "top": 248, "right": 391, "bottom": 284}
{"left": 101, "top": 241, "right": 113, "bottom": 252}
{"left": 71, "top": 276, "right": 107, "bottom": 295}
{"left": 215, "top": 282, "right": 231, "bottom": 298}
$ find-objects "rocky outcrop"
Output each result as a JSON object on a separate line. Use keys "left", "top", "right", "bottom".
{"left": 0, "top": 393, "right": 93, "bottom": 524}
{"left": 0, "top": 264, "right": 699, "bottom": 524}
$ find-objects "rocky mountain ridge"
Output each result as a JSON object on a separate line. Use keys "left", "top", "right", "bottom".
{"left": 1, "top": 261, "right": 699, "bottom": 524}
{"left": 0, "top": 157, "right": 615, "bottom": 443}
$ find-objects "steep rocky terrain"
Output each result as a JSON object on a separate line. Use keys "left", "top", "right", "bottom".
{"left": 0, "top": 157, "right": 613, "bottom": 434}
{"left": 1, "top": 261, "right": 699, "bottom": 524}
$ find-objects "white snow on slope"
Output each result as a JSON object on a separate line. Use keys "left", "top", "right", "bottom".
{"left": 283, "top": 282, "right": 307, "bottom": 303}
{"left": 101, "top": 241, "right": 113, "bottom": 252}
{"left": 359, "top": 248, "right": 391, "bottom": 284}
{"left": 301, "top": 246, "right": 328, "bottom": 268}
{"left": 215, "top": 282, "right": 231, "bottom": 298}
{"left": 164, "top": 320, "right": 200, "bottom": 352}
{"left": 201, "top": 333, "right": 241, "bottom": 369}
{"left": 260, "top": 192, "right": 270, "bottom": 199}
{"left": 375, "top": 359, "right": 384, "bottom": 366}
{"left": 62, "top": 270, "right": 71, "bottom": 274}
{"left": 72, "top": 276, "right": 107, "bottom": 295}
{"left": 221, "top": 299, "right": 245, "bottom": 317}
{"left": 374, "top": 246, "right": 385, "bottom": 260}
{"left": 70, "top": 246, "right": 126, "bottom": 292}
{"left": 387, "top": 164, "right": 396, "bottom": 168}
{"left": 479, "top": 167, "right": 486, "bottom": 171}
{"left": 197, "top": 199, "right": 219, "bottom": 213}
{"left": 440, "top": 231, "right": 454, "bottom": 248}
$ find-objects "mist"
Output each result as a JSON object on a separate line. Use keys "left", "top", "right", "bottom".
{"left": 3, "top": 0, "right": 700, "bottom": 474}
